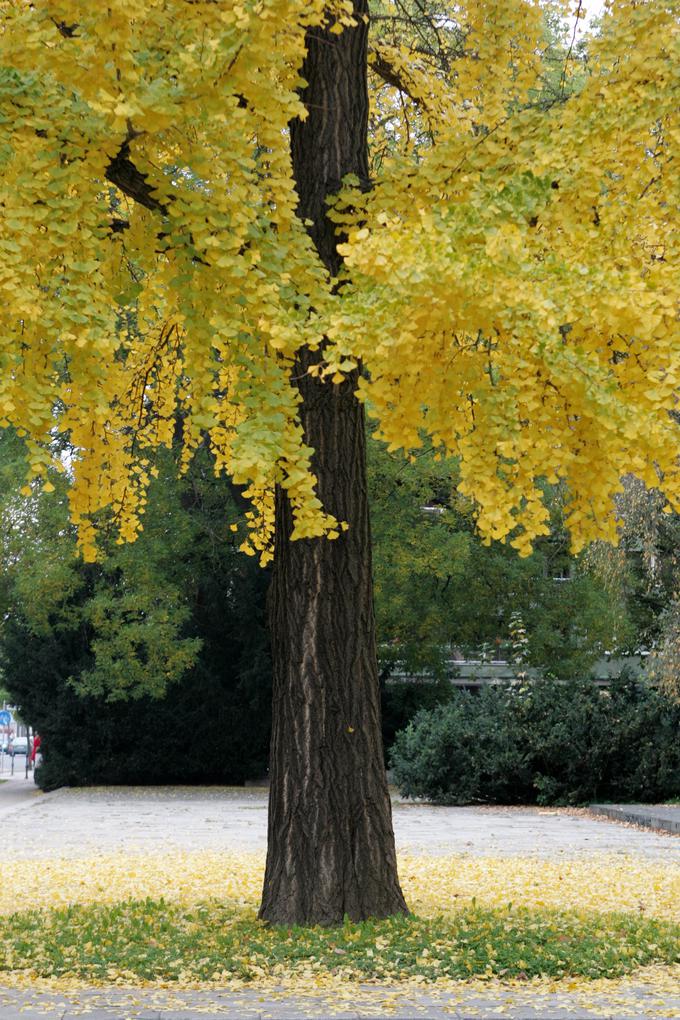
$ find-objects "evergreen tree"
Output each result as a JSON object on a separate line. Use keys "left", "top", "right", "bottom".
{"left": 0, "top": 433, "right": 271, "bottom": 788}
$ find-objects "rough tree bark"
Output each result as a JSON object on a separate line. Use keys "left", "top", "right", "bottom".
{"left": 258, "top": 0, "right": 409, "bottom": 926}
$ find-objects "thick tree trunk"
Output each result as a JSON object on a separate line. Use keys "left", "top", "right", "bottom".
{"left": 258, "top": 0, "right": 408, "bottom": 926}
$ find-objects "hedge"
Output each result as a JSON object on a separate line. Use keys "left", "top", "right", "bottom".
{"left": 390, "top": 674, "right": 680, "bottom": 805}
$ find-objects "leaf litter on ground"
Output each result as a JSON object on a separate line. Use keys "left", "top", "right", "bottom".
{"left": 0, "top": 850, "right": 677, "bottom": 1016}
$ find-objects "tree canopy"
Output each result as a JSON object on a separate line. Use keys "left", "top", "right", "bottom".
{"left": 0, "top": 0, "right": 677, "bottom": 561}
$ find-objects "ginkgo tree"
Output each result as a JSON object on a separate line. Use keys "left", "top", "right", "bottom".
{"left": 0, "top": 0, "right": 678, "bottom": 925}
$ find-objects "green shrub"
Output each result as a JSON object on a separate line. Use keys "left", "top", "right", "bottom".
{"left": 513, "top": 677, "right": 614, "bottom": 804}
{"left": 390, "top": 675, "right": 680, "bottom": 805}
{"left": 380, "top": 677, "right": 455, "bottom": 757}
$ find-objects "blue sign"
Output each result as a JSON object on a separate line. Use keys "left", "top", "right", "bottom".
{"left": 0, "top": 711, "right": 12, "bottom": 727}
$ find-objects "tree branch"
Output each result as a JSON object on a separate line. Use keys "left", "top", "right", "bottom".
{"left": 369, "top": 50, "right": 425, "bottom": 109}
{"left": 51, "top": 18, "right": 78, "bottom": 38}
{"left": 105, "top": 142, "right": 169, "bottom": 215}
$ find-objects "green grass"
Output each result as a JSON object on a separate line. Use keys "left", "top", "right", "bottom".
{"left": 0, "top": 900, "right": 678, "bottom": 983}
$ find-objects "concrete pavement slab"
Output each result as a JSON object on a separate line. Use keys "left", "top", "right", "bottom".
{"left": 1, "top": 983, "right": 680, "bottom": 1020}
{"left": 0, "top": 786, "right": 677, "bottom": 861}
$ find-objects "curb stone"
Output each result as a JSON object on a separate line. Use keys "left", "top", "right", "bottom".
{"left": 590, "top": 804, "right": 680, "bottom": 835}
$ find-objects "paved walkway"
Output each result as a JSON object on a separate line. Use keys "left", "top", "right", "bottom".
{"left": 0, "top": 779, "right": 677, "bottom": 1019}
{"left": 0, "top": 774, "right": 39, "bottom": 821}
{"left": 1, "top": 780, "right": 678, "bottom": 861}
{"left": 0, "top": 980, "right": 678, "bottom": 1020}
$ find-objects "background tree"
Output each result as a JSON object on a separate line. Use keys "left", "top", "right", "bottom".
{"left": 0, "top": 430, "right": 271, "bottom": 788}
{"left": 1, "top": 426, "right": 641, "bottom": 783}
{"left": 370, "top": 441, "right": 637, "bottom": 684}
{"left": 0, "top": 0, "right": 677, "bottom": 924}
{"left": 612, "top": 477, "right": 680, "bottom": 702}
